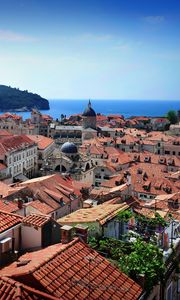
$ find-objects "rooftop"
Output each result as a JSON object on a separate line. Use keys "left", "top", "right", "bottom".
{"left": 0, "top": 135, "right": 36, "bottom": 154}
{"left": 0, "top": 200, "right": 19, "bottom": 214}
{"left": 58, "top": 203, "right": 129, "bottom": 225}
{"left": 0, "top": 238, "right": 142, "bottom": 299}
{"left": 23, "top": 214, "right": 51, "bottom": 227}
{"left": 27, "top": 135, "right": 54, "bottom": 150}
{"left": 0, "top": 276, "right": 58, "bottom": 300}
{"left": 19, "top": 174, "right": 81, "bottom": 210}
{"left": 0, "top": 210, "right": 22, "bottom": 234}
{"left": 25, "top": 200, "right": 54, "bottom": 215}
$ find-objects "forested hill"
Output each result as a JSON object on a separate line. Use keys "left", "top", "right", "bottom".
{"left": 0, "top": 85, "right": 49, "bottom": 111}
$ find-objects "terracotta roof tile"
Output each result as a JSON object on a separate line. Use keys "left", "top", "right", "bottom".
{"left": 58, "top": 203, "right": 129, "bottom": 225}
{"left": 27, "top": 135, "right": 54, "bottom": 150}
{"left": 19, "top": 174, "right": 81, "bottom": 210}
{"left": 0, "top": 200, "right": 19, "bottom": 213}
{"left": 0, "top": 276, "right": 58, "bottom": 299}
{"left": 0, "top": 113, "right": 22, "bottom": 120}
{"left": 0, "top": 211, "right": 22, "bottom": 233}
{"left": 23, "top": 214, "right": 51, "bottom": 227}
{"left": 0, "top": 135, "right": 36, "bottom": 154}
{"left": 0, "top": 130, "right": 12, "bottom": 137}
{"left": 26, "top": 200, "right": 54, "bottom": 215}
{"left": 0, "top": 238, "right": 142, "bottom": 299}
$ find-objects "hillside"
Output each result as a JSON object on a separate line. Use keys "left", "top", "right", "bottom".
{"left": 0, "top": 85, "right": 49, "bottom": 111}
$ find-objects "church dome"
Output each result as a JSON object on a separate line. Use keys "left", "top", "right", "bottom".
{"left": 61, "top": 142, "right": 78, "bottom": 154}
{"left": 82, "top": 100, "right": 96, "bottom": 117}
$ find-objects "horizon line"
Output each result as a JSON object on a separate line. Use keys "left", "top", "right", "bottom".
{"left": 48, "top": 98, "right": 180, "bottom": 101}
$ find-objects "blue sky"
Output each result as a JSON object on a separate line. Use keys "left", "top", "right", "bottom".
{"left": 0, "top": 0, "right": 180, "bottom": 100}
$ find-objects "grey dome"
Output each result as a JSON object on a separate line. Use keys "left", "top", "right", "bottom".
{"left": 82, "top": 100, "right": 96, "bottom": 117}
{"left": 61, "top": 142, "right": 78, "bottom": 154}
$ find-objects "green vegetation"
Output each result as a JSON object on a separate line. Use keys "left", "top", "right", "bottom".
{"left": 166, "top": 110, "right": 178, "bottom": 124}
{"left": 88, "top": 210, "right": 169, "bottom": 291}
{"left": 117, "top": 209, "right": 168, "bottom": 228}
{"left": 118, "top": 238, "right": 165, "bottom": 291}
{"left": 0, "top": 85, "right": 49, "bottom": 111}
{"left": 135, "top": 212, "right": 168, "bottom": 229}
{"left": 88, "top": 236, "right": 165, "bottom": 291}
{"left": 116, "top": 209, "right": 133, "bottom": 222}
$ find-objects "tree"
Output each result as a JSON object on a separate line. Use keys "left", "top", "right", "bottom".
{"left": 166, "top": 110, "right": 178, "bottom": 124}
{"left": 118, "top": 238, "right": 165, "bottom": 291}
{"left": 88, "top": 236, "right": 165, "bottom": 292}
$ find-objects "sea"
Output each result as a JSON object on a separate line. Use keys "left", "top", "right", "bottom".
{"left": 0, "top": 99, "right": 180, "bottom": 120}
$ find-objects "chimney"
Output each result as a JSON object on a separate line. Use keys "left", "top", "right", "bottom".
{"left": 75, "top": 224, "right": 88, "bottom": 243}
{"left": 61, "top": 225, "right": 73, "bottom": 244}
{"left": 18, "top": 199, "right": 23, "bottom": 210}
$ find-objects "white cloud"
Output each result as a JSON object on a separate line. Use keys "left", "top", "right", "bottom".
{"left": 0, "top": 29, "right": 37, "bottom": 42}
{"left": 143, "top": 16, "right": 165, "bottom": 24}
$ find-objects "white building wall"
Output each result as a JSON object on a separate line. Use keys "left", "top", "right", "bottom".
{"left": 7, "top": 145, "right": 38, "bottom": 178}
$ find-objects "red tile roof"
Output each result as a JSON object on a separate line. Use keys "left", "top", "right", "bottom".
{"left": 27, "top": 135, "right": 54, "bottom": 150}
{"left": 23, "top": 214, "right": 51, "bottom": 227}
{"left": 0, "top": 200, "right": 19, "bottom": 214}
{"left": 0, "top": 129, "right": 13, "bottom": 137}
{"left": 26, "top": 200, "right": 54, "bottom": 215}
{"left": 41, "top": 114, "right": 53, "bottom": 121}
{"left": 0, "top": 113, "right": 22, "bottom": 120}
{"left": 20, "top": 174, "right": 80, "bottom": 210}
{"left": 0, "top": 135, "right": 36, "bottom": 154}
{"left": 0, "top": 238, "right": 142, "bottom": 300}
{"left": 0, "top": 211, "right": 22, "bottom": 233}
{"left": 0, "top": 276, "right": 58, "bottom": 300}
{"left": 58, "top": 203, "right": 129, "bottom": 225}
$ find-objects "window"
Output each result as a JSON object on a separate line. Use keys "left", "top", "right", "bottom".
{"left": 165, "top": 151, "right": 170, "bottom": 155}
{"left": 172, "top": 151, "right": 176, "bottom": 155}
